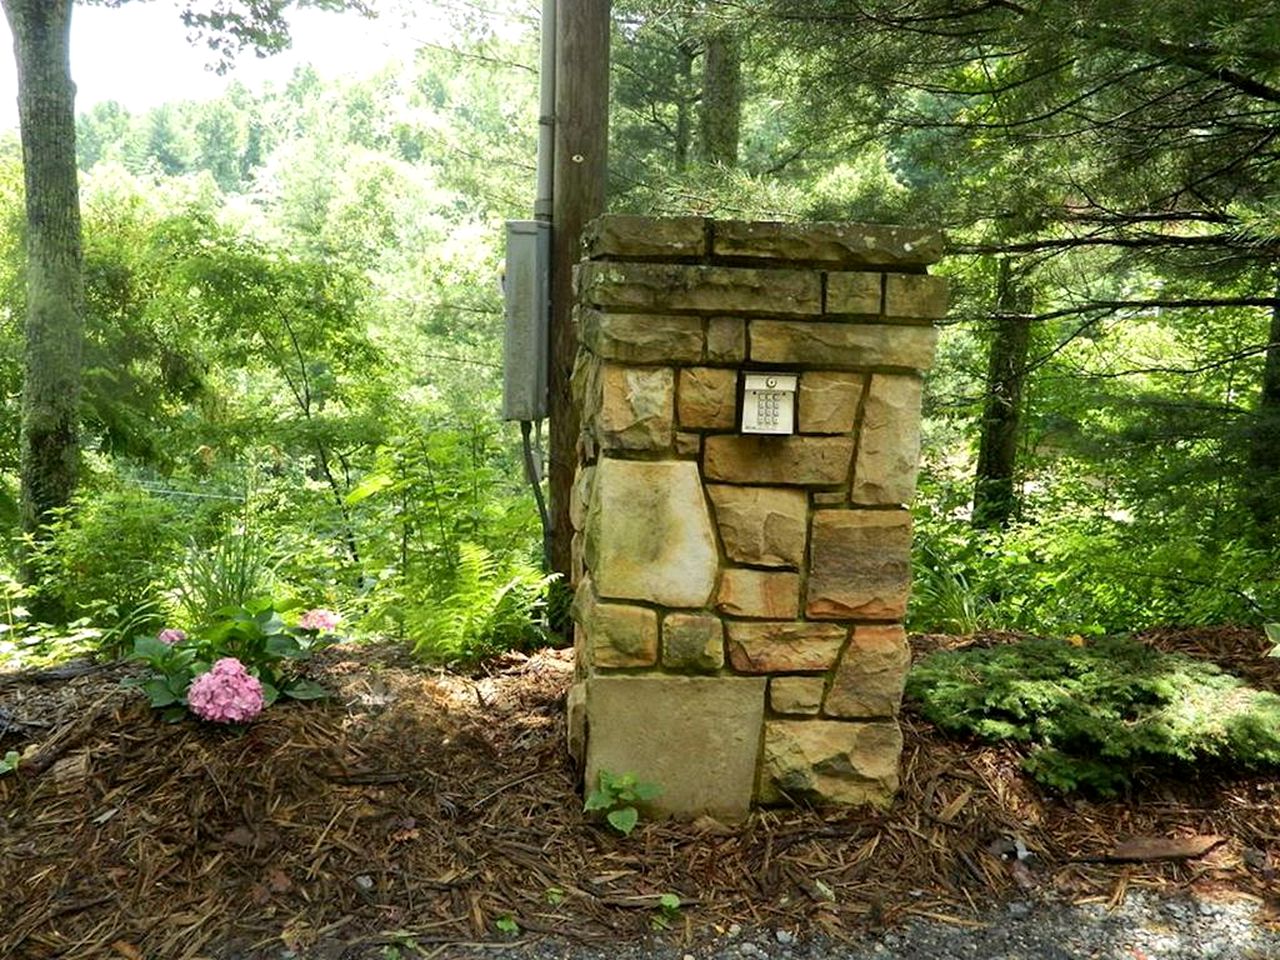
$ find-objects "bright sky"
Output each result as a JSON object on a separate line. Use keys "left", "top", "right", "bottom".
{"left": 0, "top": 2, "right": 427, "bottom": 130}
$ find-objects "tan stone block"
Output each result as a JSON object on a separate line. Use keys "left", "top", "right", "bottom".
{"left": 584, "top": 214, "right": 707, "bottom": 259}
{"left": 586, "top": 458, "right": 719, "bottom": 608}
{"left": 769, "top": 677, "right": 826, "bottom": 716}
{"left": 571, "top": 531, "right": 585, "bottom": 587}
{"left": 707, "top": 317, "right": 747, "bottom": 362}
{"left": 758, "top": 719, "right": 902, "bottom": 806}
{"left": 717, "top": 568, "right": 800, "bottom": 619}
{"left": 578, "top": 262, "right": 822, "bottom": 316}
{"left": 675, "top": 431, "right": 702, "bottom": 457}
{"left": 713, "top": 221, "right": 943, "bottom": 267}
{"left": 678, "top": 367, "right": 738, "bottom": 429}
{"left": 812, "top": 491, "right": 847, "bottom": 506}
{"left": 799, "top": 371, "right": 864, "bottom": 434}
{"left": 572, "top": 578, "right": 659, "bottom": 668}
{"left": 885, "top": 273, "right": 948, "bottom": 320}
{"left": 599, "top": 364, "right": 674, "bottom": 450}
{"left": 826, "top": 272, "right": 882, "bottom": 316}
{"left": 662, "top": 613, "right": 725, "bottom": 672}
{"left": 585, "top": 675, "right": 766, "bottom": 820}
{"left": 725, "top": 621, "right": 847, "bottom": 673}
{"left": 750, "top": 320, "right": 939, "bottom": 370}
{"left": 852, "top": 374, "right": 924, "bottom": 505}
{"left": 704, "top": 435, "right": 853, "bottom": 486}
{"left": 567, "top": 681, "right": 587, "bottom": 765}
{"left": 707, "top": 485, "right": 807, "bottom": 568}
{"left": 570, "top": 465, "right": 596, "bottom": 533}
{"left": 824, "top": 624, "right": 911, "bottom": 718}
{"left": 581, "top": 309, "right": 705, "bottom": 364}
{"left": 571, "top": 352, "right": 602, "bottom": 422}
{"left": 806, "top": 510, "right": 912, "bottom": 620}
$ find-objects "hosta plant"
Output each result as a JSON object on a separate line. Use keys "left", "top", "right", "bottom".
{"left": 127, "top": 598, "right": 343, "bottom": 723}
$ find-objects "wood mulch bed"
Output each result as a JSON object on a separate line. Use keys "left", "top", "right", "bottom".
{"left": 1, "top": 626, "right": 1278, "bottom": 959}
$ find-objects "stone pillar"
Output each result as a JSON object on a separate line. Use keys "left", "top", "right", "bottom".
{"left": 567, "top": 216, "right": 945, "bottom": 820}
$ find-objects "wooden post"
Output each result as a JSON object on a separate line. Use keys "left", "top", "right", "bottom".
{"left": 549, "top": 0, "right": 610, "bottom": 579}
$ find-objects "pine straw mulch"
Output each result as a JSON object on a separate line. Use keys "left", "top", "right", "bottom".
{"left": 2, "top": 626, "right": 1279, "bottom": 959}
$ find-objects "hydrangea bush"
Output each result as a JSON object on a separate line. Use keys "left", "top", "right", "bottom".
{"left": 128, "top": 599, "right": 343, "bottom": 723}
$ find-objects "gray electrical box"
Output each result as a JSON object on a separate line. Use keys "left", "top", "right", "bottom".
{"left": 502, "top": 220, "right": 551, "bottom": 421}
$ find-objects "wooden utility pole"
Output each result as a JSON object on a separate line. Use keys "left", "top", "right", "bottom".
{"left": 549, "top": 0, "right": 610, "bottom": 579}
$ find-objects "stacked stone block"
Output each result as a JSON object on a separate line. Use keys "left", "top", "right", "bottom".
{"left": 568, "top": 216, "right": 945, "bottom": 820}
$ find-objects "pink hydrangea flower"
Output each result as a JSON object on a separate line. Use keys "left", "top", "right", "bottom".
{"left": 299, "top": 608, "right": 341, "bottom": 633}
{"left": 157, "top": 628, "right": 187, "bottom": 646}
{"left": 187, "top": 658, "right": 265, "bottom": 724}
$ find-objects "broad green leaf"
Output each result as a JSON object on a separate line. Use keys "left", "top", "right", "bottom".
{"left": 606, "top": 806, "right": 639, "bottom": 836}
{"left": 583, "top": 788, "right": 613, "bottom": 811}
{"left": 260, "top": 681, "right": 280, "bottom": 706}
{"left": 632, "top": 781, "right": 662, "bottom": 802}
{"left": 143, "top": 678, "right": 178, "bottom": 707}
{"left": 345, "top": 472, "right": 394, "bottom": 506}
{"left": 283, "top": 679, "right": 328, "bottom": 700}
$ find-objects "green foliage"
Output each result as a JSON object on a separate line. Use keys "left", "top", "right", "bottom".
{"left": 907, "top": 636, "right": 1280, "bottom": 794}
{"left": 127, "top": 597, "right": 341, "bottom": 718}
{"left": 175, "top": 521, "right": 278, "bottom": 627}
{"left": 0, "top": 750, "right": 18, "bottom": 776}
{"left": 584, "top": 770, "right": 662, "bottom": 836}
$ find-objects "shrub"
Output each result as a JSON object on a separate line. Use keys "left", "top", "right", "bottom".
{"left": 174, "top": 521, "right": 278, "bottom": 627}
{"left": 906, "top": 635, "right": 1280, "bottom": 794}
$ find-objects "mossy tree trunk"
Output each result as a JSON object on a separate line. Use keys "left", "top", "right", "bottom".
{"left": 1248, "top": 268, "right": 1280, "bottom": 529}
{"left": 699, "top": 26, "right": 740, "bottom": 167}
{"left": 973, "top": 258, "right": 1031, "bottom": 530}
{"left": 3, "top": 0, "right": 84, "bottom": 599}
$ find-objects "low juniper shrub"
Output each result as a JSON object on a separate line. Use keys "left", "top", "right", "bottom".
{"left": 906, "top": 634, "right": 1280, "bottom": 795}
{"left": 127, "top": 598, "right": 342, "bottom": 723}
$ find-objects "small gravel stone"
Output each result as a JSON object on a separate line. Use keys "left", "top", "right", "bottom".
{"left": 775, "top": 930, "right": 795, "bottom": 945}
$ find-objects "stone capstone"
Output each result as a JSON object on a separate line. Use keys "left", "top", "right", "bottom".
{"left": 769, "top": 676, "right": 826, "bottom": 716}
{"left": 584, "top": 214, "right": 707, "bottom": 260}
{"left": 712, "top": 221, "right": 944, "bottom": 267}
{"left": 585, "top": 675, "right": 767, "bottom": 820}
{"left": 707, "top": 485, "right": 808, "bottom": 568}
{"left": 678, "top": 367, "right": 738, "bottom": 429}
{"left": 599, "top": 364, "right": 674, "bottom": 450}
{"left": 824, "top": 625, "right": 911, "bottom": 718}
{"left": 799, "top": 371, "right": 864, "bottom": 434}
{"left": 581, "top": 309, "right": 705, "bottom": 364}
{"left": 716, "top": 568, "right": 800, "bottom": 619}
{"left": 852, "top": 374, "right": 924, "bottom": 505}
{"left": 572, "top": 579, "right": 659, "bottom": 668}
{"left": 578, "top": 261, "right": 822, "bottom": 316}
{"left": 759, "top": 720, "right": 903, "bottom": 806}
{"left": 585, "top": 458, "right": 719, "bottom": 608}
{"left": 662, "top": 613, "right": 725, "bottom": 672}
{"left": 703, "top": 435, "right": 854, "bottom": 486}
{"left": 750, "top": 320, "right": 939, "bottom": 371}
{"left": 806, "top": 510, "right": 913, "bottom": 620}
{"left": 725, "top": 621, "right": 847, "bottom": 673}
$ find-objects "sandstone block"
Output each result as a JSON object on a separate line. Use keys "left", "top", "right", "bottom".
{"left": 717, "top": 568, "right": 800, "bottom": 619}
{"left": 584, "top": 214, "right": 707, "bottom": 259}
{"left": 707, "top": 485, "right": 807, "bottom": 568}
{"left": 826, "top": 271, "right": 882, "bottom": 316}
{"left": 759, "top": 720, "right": 902, "bottom": 806}
{"left": 799, "top": 371, "right": 864, "bottom": 434}
{"left": 812, "top": 491, "right": 847, "bottom": 506}
{"left": 585, "top": 675, "right": 767, "bottom": 820}
{"left": 750, "top": 320, "right": 939, "bottom": 370}
{"left": 806, "top": 510, "right": 913, "bottom": 620}
{"left": 885, "top": 273, "right": 948, "bottom": 320}
{"left": 769, "top": 677, "right": 826, "bottom": 716}
{"left": 704, "top": 435, "right": 853, "bottom": 486}
{"left": 572, "top": 578, "right": 659, "bottom": 668}
{"left": 586, "top": 458, "right": 719, "bottom": 608}
{"left": 578, "top": 261, "right": 822, "bottom": 316}
{"left": 571, "top": 531, "right": 585, "bottom": 587}
{"left": 678, "top": 367, "right": 738, "bottom": 429}
{"left": 599, "top": 364, "right": 674, "bottom": 450}
{"left": 824, "top": 624, "right": 911, "bottom": 718}
{"left": 713, "top": 221, "right": 943, "bottom": 267}
{"left": 570, "top": 465, "right": 596, "bottom": 532}
{"left": 707, "top": 317, "right": 747, "bottom": 362}
{"left": 567, "top": 681, "right": 586, "bottom": 765}
{"left": 581, "top": 309, "right": 705, "bottom": 364}
{"left": 572, "top": 352, "right": 602, "bottom": 422}
{"left": 725, "top": 621, "right": 847, "bottom": 673}
{"left": 662, "top": 613, "right": 725, "bottom": 672}
{"left": 852, "top": 374, "right": 924, "bottom": 505}
{"left": 675, "top": 432, "right": 702, "bottom": 457}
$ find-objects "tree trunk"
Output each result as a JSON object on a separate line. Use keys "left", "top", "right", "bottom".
{"left": 973, "top": 258, "right": 1032, "bottom": 529}
{"left": 4, "top": 0, "right": 84, "bottom": 596}
{"left": 699, "top": 26, "right": 740, "bottom": 166}
{"left": 1247, "top": 268, "right": 1280, "bottom": 528}
{"left": 673, "top": 39, "right": 695, "bottom": 171}
{"left": 549, "top": 0, "right": 610, "bottom": 583}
